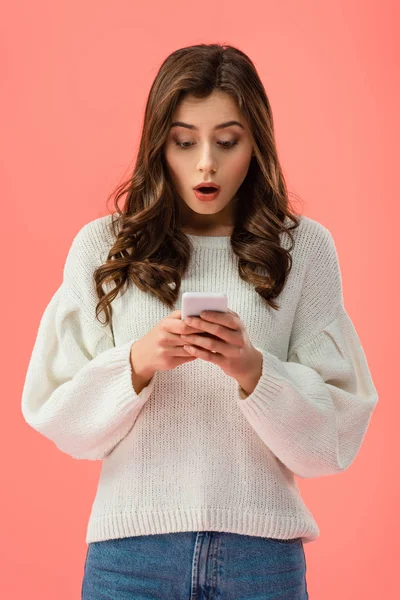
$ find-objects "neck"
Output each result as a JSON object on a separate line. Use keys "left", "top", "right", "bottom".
{"left": 181, "top": 226, "right": 233, "bottom": 236}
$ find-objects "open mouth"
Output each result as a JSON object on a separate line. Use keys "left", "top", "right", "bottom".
{"left": 196, "top": 187, "right": 219, "bottom": 194}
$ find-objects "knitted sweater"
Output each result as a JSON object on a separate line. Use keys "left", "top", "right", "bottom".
{"left": 21, "top": 213, "right": 378, "bottom": 545}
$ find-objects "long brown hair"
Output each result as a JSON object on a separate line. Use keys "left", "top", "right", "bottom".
{"left": 93, "top": 43, "right": 303, "bottom": 326}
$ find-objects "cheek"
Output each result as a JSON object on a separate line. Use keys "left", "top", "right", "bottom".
{"left": 228, "top": 152, "right": 252, "bottom": 184}
{"left": 164, "top": 151, "right": 183, "bottom": 184}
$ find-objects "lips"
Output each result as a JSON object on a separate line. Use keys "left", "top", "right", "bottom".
{"left": 193, "top": 187, "right": 220, "bottom": 201}
{"left": 193, "top": 182, "right": 220, "bottom": 192}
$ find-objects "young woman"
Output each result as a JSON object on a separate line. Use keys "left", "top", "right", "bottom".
{"left": 22, "top": 43, "right": 378, "bottom": 599}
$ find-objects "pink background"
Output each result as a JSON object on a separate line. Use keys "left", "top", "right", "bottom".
{"left": 1, "top": 1, "right": 396, "bottom": 597}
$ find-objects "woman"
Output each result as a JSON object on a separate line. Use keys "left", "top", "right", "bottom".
{"left": 21, "top": 43, "right": 378, "bottom": 599}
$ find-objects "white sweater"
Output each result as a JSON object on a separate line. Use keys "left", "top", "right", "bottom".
{"left": 21, "top": 213, "right": 378, "bottom": 545}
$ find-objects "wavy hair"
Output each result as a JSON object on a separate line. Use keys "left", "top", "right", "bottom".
{"left": 93, "top": 43, "right": 303, "bottom": 326}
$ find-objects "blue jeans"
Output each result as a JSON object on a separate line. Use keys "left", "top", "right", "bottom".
{"left": 81, "top": 531, "right": 309, "bottom": 599}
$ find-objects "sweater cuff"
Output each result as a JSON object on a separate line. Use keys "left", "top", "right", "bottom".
{"left": 236, "top": 348, "right": 287, "bottom": 406}
{"left": 105, "top": 339, "right": 158, "bottom": 407}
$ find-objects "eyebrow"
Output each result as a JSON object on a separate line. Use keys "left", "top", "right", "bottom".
{"left": 169, "top": 120, "right": 244, "bottom": 131}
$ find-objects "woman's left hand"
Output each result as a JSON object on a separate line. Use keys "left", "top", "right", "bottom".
{"left": 180, "top": 309, "right": 263, "bottom": 394}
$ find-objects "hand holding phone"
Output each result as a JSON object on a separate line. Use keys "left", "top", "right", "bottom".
{"left": 130, "top": 308, "right": 204, "bottom": 385}
{"left": 179, "top": 292, "right": 262, "bottom": 389}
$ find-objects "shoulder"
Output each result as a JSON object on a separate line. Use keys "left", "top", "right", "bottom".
{"left": 295, "top": 215, "right": 343, "bottom": 301}
{"left": 285, "top": 214, "right": 337, "bottom": 264}
{"left": 67, "top": 213, "right": 118, "bottom": 257}
{"left": 292, "top": 214, "right": 334, "bottom": 244}
{"left": 63, "top": 213, "right": 120, "bottom": 295}
{"left": 65, "top": 213, "right": 118, "bottom": 270}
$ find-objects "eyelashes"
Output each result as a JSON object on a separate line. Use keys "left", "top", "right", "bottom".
{"left": 173, "top": 140, "right": 239, "bottom": 150}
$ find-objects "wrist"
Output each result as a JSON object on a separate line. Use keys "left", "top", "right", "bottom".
{"left": 236, "top": 349, "right": 263, "bottom": 397}
{"left": 130, "top": 342, "right": 155, "bottom": 381}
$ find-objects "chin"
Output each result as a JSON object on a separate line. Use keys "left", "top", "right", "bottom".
{"left": 193, "top": 204, "right": 222, "bottom": 213}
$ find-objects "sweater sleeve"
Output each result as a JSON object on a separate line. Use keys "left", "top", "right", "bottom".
{"left": 236, "top": 227, "right": 379, "bottom": 479}
{"left": 21, "top": 224, "right": 157, "bottom": 461}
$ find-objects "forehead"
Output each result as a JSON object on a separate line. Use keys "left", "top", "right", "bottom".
{"left": 171, "top": 91, "right": 242, "bottom": 126}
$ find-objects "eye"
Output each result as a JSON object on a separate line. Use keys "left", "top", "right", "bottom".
{"left": 174, "top": 141, "right": 194, "bottom": 149}
{"left": 219, "top": 140, "right": 238, "bottom": 149}
{"left": 173, "top": 140, "right": 239, "bottom": 150}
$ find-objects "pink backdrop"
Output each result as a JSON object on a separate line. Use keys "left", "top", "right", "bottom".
{"left": 1, "top": 1, "right": 396, "bottom": 598}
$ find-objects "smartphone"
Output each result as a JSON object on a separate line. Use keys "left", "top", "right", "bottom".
{"left": 181, "top": 292, "right": 228, "bottom": 320}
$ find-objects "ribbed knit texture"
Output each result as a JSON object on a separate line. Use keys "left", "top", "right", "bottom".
{"left": 21, "top": 214, "right": 378, "bottom": 545}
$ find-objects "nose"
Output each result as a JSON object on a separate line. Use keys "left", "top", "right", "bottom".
{"left": 196, "top": 144, "right": 218, "bottom": 174}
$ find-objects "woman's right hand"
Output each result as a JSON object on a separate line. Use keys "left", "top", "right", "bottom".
{"left": 130, "top": 309, "right": 203, "bottom": 380}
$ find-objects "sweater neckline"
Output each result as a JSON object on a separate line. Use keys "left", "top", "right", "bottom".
{"left": 185, "top": 233, "right": 231, "bottom": 249}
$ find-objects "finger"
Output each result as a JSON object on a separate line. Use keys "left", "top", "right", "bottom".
{"left": 183, "top": 344, "right": 222, "bottom": 362}
{"left": 200, "top": 311, "right": 239, "bottom": 330}
{"left": 163, "top": 329, "right": 204, "bottom": 347}
{"left": 169, "top": 308, "right": 210, "bottom": 330}
{"left": 168, "top": 309, "right": 203, "bottom": 332}
{"left": 164, "top": 319, "right": 204, "bottom": 336}
{"left": 183, "top": 315, "right": 239, "bottom": 344}
{"left": 170, "top": 347, "right": 199, "bottom": 357}
{"left": 181, "top": 334, "right": 238, "bottom": 357}
{"left": 182, "top": 325, "right": 205, "bottom": 334}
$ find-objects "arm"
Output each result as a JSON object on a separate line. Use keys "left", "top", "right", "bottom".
{"left": 21, "top": 284, "right": 157, "bottom": 460}
{"left": 21, "top": 222, "right": 157, "bottom": 460}
{"left": 235, "top": 226, "right": 379, "bottom": 479}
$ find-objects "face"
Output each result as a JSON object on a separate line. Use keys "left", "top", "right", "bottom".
{"left": 163, "top": 90, "right": 254, "bottom": 232}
